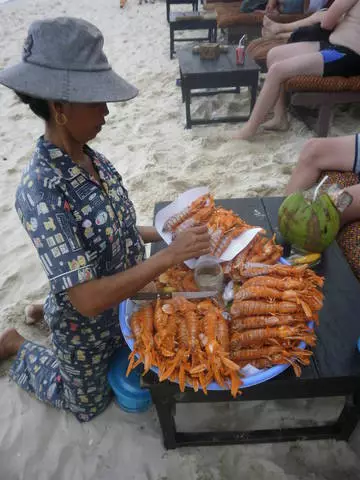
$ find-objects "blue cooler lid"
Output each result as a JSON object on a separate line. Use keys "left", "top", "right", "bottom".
{"left": 108, "top": 347, "right": 151, "bottom": 401}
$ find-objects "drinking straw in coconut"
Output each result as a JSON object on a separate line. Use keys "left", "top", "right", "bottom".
{"left": 313, "top": 175, "right": 329, "bottom": 202}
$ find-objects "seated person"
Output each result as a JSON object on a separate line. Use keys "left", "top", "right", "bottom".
{"left": 266, "top": 0, "right": 327, "bottom": 14}
{"left": 286, "top": 135, "right": 360, "bottom": 226}
{"left": 262, "top": 8, "right": 327, "bottom": 40}
{"left": 235, "top": 0, "right": 360, "bottom": 140}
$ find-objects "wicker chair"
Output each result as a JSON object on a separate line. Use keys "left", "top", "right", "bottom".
{"left": 321, "top": 171, "right": 360, "bottom": 281}
{"left": 283, "top": 76, "right": 360, "bottom": 137}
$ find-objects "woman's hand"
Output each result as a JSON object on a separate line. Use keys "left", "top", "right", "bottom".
{"left": 137, "top": 226, "right": 162, "bottom": 244}
{"left": 68, "top": 225, "right": 210, "bottom": 318}
{"left": 166, "top": 225, "right": 211, "bottom": 264}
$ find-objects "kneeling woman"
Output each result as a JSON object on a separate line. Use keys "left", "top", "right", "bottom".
{"left": 0, "top": 17, "right": 210, "bottom": 421}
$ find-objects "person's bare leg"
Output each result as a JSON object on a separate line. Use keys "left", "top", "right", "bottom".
{"left": 267, "top": 41, "right": 320, "bottom": 69}
{"left": 234, "top": 50, "right": 323, "bottom": 140}
{"left": 0, "top": 328, "right": 25, "bottom": 360}
{"left": 261, "top": 42, "right": 320, "bottom": 130}
{"left": 262, "top": 85, "right": 289, "bottom": 130}
{"left": 286, "top": 136, "right": 356, "bottom": 194}
{"left": 263, "top": 10, "right": 326, "bottom": 38}
{"left": 24, "top": 304, "right": 44, "bottom": 325}
{"left": 341, "top": 184, "right": 360, "bottom": 225}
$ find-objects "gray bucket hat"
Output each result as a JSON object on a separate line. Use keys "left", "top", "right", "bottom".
{"left": 0, "top": 17, "right": 138, "bottom": 103}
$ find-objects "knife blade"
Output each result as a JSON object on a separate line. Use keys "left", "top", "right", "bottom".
{"left": 130, "top": 291, "right": 218, "bottom": 300}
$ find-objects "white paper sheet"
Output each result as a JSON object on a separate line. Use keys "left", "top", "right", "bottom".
{"left": 155, "top": 187, "right": 262, "bottom": 269}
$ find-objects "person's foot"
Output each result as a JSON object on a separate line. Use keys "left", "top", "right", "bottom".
{"left": 262, "top": 116, "right": 289, "bottom": 132}
{"left": 24, "top": 304, "right": 44, "bottom": 325}
{"left": 233, "top": 123, "right": 257, "bottom": 140}
{"left": 261, "top": 26, "right": 272, "bottom": 39}
{"left": 263, "top": 16, "right": 282, "bottom": 37}
{"left": 0, "top": 328, "right": 25, "bottom": 360}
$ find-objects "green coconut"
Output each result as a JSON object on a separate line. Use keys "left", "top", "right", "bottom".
{"left": 278, "top": 192, "right": 341, "bottom": 253}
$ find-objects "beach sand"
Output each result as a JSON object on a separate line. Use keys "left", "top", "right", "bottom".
{"left": 1, "top": 0, "right": 360, "bottom": 478}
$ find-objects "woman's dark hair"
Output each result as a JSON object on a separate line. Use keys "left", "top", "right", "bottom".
{"left": 15, "top": 92, "right": 51, "bottom": 121}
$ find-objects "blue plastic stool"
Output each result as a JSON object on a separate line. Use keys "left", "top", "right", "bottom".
{"left": 108, "top": 347, "right": 152, "bottom": 413}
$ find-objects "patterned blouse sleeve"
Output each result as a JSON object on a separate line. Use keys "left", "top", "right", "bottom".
{"left": 16, "top": 178, "right": 97, "bottom": 295}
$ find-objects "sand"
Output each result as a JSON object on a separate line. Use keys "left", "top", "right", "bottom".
{"left": 1, "top": 0, "right": 360, "bottom": 478}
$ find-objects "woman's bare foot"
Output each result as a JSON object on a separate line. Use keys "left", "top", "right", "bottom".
{"left": 0, "top": 328, "right": 25, "bottom": 360}
{"left": 263, "top": 16, "right": 282, "bottom": 37}
{"left": 24, "top": 304, "right": 44, "bottom": 325}
{"left": 262, "top": 116, "right": 289, "bottom": 132}
{"left": 233, "top": 123, "right": 258, "bottom": 140}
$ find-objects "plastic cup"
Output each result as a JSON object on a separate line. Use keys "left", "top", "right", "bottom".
{"left": 194, "top": 255, "right": 224, "bottom": 292}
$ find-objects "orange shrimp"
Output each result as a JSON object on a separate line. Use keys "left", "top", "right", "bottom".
{"left": 233, "top": 286, "right": 320, "bottom": 318}
{"left": 234, "top": 285, "right": 306, "bottom": 302}
{"left": 240, "top": 263, "right": 308, "bottom": 278}
{"left": 230, "top": 345, "right": 313, "bottom": 362}
{"left": 173, "top": 205, "right": 214, "bottom": 235}
{"left": 236, "top": 354, "right": 310, "bottom": 377}
{"left": 200, "top": 306, "right": 239, "bottom": 387}
{"left": 213, "top": 225, "right": 249, "bottom": 258}
{"left": 163, "top": 194, "right": 214, "bottom": 232}
{"left": 230, "top": 325, "right": 316, "bottom": 348}
{"left": 181, "top": 271, "right": 198, "bottom": 292}
{"left": 246, "top": 236, "right": 268, "bottom": 263}
{"left": 231, "top": 314, "right": 307, "bottom": 332}
{"left": 159, "top": 315, "right": 190, "bottom": 384}
{"left": 230, "top": 300, "right": 302, "bottom": 318}
{"left": 242, "top": 276, "right": 309, "bottom": 291}
{"left": 154, "top": 298, "right": 167, "bottom": 332}
{"left": 185, "top": 309, "right": 201, "bottom": 352}
{"left": 262, "top": 247, "right": 283, "bottom": 265}
{"left": 216, "top": 313, "right": 230, "bottom": 352}
{"left": 126, "top": 306, "right": 154, "bottom": 376}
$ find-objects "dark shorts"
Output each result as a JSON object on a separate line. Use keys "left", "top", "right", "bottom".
{"left": 319, "top": 41, "right": 360, "bottom": 77}
{"left": 353, "top": 134, "right": 360, "bottom": 181}
{"left": 288, "top": 23, "right": 332, "bottom": 44}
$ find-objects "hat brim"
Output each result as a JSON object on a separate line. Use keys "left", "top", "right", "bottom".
{"left": 0, "top": 61, "right": 138, "bottom": 103}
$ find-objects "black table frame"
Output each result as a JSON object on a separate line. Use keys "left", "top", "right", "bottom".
{"left": 143, "top": 196, "right": 360, "bottom": 449}
{"left": 166, "top": 0, "right": 199, "bottom": 23}
{"left": 178, "top": 47, "right": 260, "bottom": 128}
{"left": 170, "top": 15, "right": 217, "bottom": 60}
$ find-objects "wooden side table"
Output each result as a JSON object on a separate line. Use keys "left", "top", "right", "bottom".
{"left": 166, "top": 0, "right": 199, "bottom": 22}
{"left": 177, "top": 46, "right": 260, "bottom": 128}
{"left": 169, "top": 13, "right": 217, "bottom": 60}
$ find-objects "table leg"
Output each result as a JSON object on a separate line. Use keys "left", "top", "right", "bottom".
{"left": 208, "top": 28, "right": 212, "bottom": 42}
{"left": 180, "top": 69, "right": 185, "bottom": 103}
{"left": 166, "top": 0, "right": 170, "bottom": 22}
{"left": 250, "top": 76, "right": 258, "bottom": 113}
{"left": 153, "top": 396, "right": 177, "bottom": 450}
{"left": 336, "top": 394, "right": 360, "bottom": 441}
{"left": 213, "top": 27, "right": 217, "bottom": 42}
{"left": 170, "top": 26, "right": 174, "bottom": 60}
{"left": 184, "top": 84, "right": 192, "bottom": 129}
